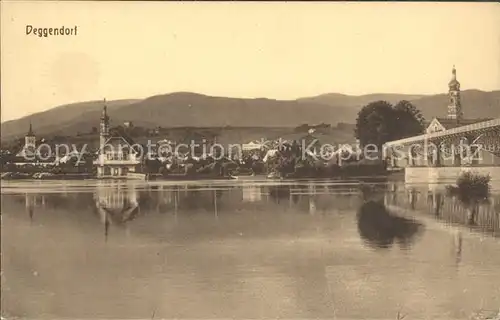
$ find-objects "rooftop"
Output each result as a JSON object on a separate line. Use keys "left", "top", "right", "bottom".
{"left": 431, "top": 117, "right": 494, "bottom": 130}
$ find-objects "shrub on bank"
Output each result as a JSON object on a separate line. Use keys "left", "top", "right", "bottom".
{"left": 446, "top": 171, "right": 491, "bottom": 205}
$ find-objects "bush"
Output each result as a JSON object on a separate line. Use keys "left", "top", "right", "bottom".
{"left": 446, "top": 171, "right": 490, "bottom": 205}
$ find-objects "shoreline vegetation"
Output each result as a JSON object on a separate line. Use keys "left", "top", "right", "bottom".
{"left": 0, "top": 160, "right": 390, "bottom": 181}
{"left": 446, "top": 171, "right": 491, "bottom": 203}
{"left": 446, "top": 171, "right": 492, "bottom": 226}
{"left": 1, "top": 139, "right": 390, "bottom": 180}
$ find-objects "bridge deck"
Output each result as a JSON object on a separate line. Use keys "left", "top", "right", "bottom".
{"left": 384, "top": 118, "right": 500, "bottom": 147}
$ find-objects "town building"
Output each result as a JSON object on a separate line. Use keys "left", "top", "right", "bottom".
{"left": 242, "top": 140, "right": 265, "bottom": 151}
{"left": 15, "top": 123, "right": 36, "bottom": 159}
{"left": 11, "top": 123, "right": 54, "bottom": 166}
{"left": 94, "top": 99, "right": 141, "bottom": 178}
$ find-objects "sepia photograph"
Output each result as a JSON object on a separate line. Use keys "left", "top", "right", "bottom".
{"left": 1, "top": 1, "right": 500, "bottom": 319}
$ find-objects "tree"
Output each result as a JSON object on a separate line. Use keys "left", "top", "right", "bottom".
{"left": 6, "top": 138, "right": 25, "bottom": 154}
{"left": 355, "top": 100, "right": 426, "bottom": 148}
{"left": 355, "top": 100, "right": 395, "bottom": 148}
{"left": 143, "top": 158, "right": 162, "bottom": 174}
{"left": 393, "top": 100, "right": 425, "bottom": 138}
{"left": 111, "top": 125, "right": 125, "bottom": 136}
{"left": 294, "top": 124, "right": 310, "bottom": 133}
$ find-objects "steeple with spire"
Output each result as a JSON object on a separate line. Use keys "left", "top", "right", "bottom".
{"left": 25, "top": 122, "right": 36, "bottom": 151}
{"left": 100, "top": 98, "right": 110, "bottom": 149}
{"left": 27, "top": 122, "right": 34, "bottom": 137}
{"left": 447, "top": 65, "right": 462, "bottom": 122}
{"left": 101, "top": 99, "right": 109, "bottom": 121}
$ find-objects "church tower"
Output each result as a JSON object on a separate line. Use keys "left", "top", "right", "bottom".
{"left": 447, "top": 65, "right": 462, "bottom": 122}
{"left": 100, "top": 98, "right": 110, "bottom": 150}
{"left": 25, "top": 122, "right": 36, "bottom": 151}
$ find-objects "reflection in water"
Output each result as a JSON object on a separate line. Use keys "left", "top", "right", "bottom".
{"left": 409, "top": 188, "right": 418, "bottom": 210}
{"left": 214, "top": 189, "right": 218, "bottom": 220}
{"left": 23, "top": 193, "right": 48, "bottom": 221}
{"left": 308, "top": 184, "right": 316, "bottom": 215}
{"left": 385, "top": 182, "right": 500, "bottom": 237}
{"left": 454, "top": 231, "right": 463, "bottom": 265}
{"left": 2, "top": 181, "right": 500, "bottom": 319}
{"left": 360, "top": 183, "right": 388, "bottom": 203}
{"left": 242, "top": 186, "right": 262, "bottom": 202}
{"left": 94, "top": 183, "right": 140, "bottom": 240}
{"left": 357, "top": 200, "right": 423, "bottom": 249}
{"left": 25, "top": 193, "right": 34, "bottom": 221}
{"left": 467, "top": 206, "right": 477, "bottom": 226}
{"left": 268, "top": 185, "right": 291, "bottom": 203}
{"left": 433, "top": 193, "right": 444, "bottom": 217}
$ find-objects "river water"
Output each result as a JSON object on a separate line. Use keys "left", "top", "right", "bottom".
{"left": 1, "top": 179, "right": 500, "bottom": 319}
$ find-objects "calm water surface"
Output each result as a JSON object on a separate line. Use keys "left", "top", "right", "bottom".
{"left": 1, "top": 179, "right": 500, "bottom": 319}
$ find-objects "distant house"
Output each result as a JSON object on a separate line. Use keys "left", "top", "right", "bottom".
{"left": 53, "top": 150, "right": 87, "bottom": 166}
{"left": 242, "top": 140, "right": 264, "bottom": 151}
{"left": 94, "top": 101, "right": 141, "bottom": 178}
{"left": 336, "top": 122, "right": 356, "bottom": 131}
{"left": 425, "top": 117, "right": 493, "bottom": 134}
{"left": 124, "top": 121, "right": 133, "bottom": 128}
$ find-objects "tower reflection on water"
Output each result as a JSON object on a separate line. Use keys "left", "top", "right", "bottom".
{"left": 94, "top": 181, "right": 140, "bottom": 240}
{"left": 24, "top": 193, "right": 46, "bottom": 221}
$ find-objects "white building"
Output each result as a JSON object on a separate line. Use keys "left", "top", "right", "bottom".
{"left": 242, "top": 140, "right": 265, "bottom": 151}
{"left": 94, "top": 100, "right": 141, "bottom": 178}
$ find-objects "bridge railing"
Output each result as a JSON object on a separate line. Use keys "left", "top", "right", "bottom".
{"left": 384, "top": 118, "right": 500, "bottom": 148}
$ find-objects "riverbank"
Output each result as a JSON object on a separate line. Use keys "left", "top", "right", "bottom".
{"left": 1, "top": 163, "right": 395, "bottom": 181}
{"left": 1, "top": 172, "right": 94, "bottom": 180}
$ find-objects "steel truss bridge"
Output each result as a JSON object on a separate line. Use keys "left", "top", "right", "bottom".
{"left": 383, "top": 118, "right": 500, "bottom": 164}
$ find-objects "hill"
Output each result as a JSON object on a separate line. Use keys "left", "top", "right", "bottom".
{"left": 298, "top": 90, "right": 500, "bottom": 119}
{"left": 112, "top": 92, "right": 359, "bottom": 128}
{"left": 297, "top": 93, "right": 429, "bottom": 108}
{"left": 409, "top": 90, "right": 500, "bottom": 119}
{"left": 1, "top": 93, "right": 358, "bottom": 141}
{"left": 1, "top": 90, "right": 499, "bottom": 142}
{"left": 1, "top": 99, "right": 141, "bottom": 141}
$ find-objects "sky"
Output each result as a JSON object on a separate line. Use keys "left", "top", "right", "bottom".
{"left": 1, "top": 1, "right": 499, "bottom": 122}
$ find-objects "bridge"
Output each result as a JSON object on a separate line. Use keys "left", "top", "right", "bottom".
{"left": 384, "top": 118, "right": 500, "bottom": 167}
{"left": 383, "top": 118, "right": 500, "bottom": 183}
